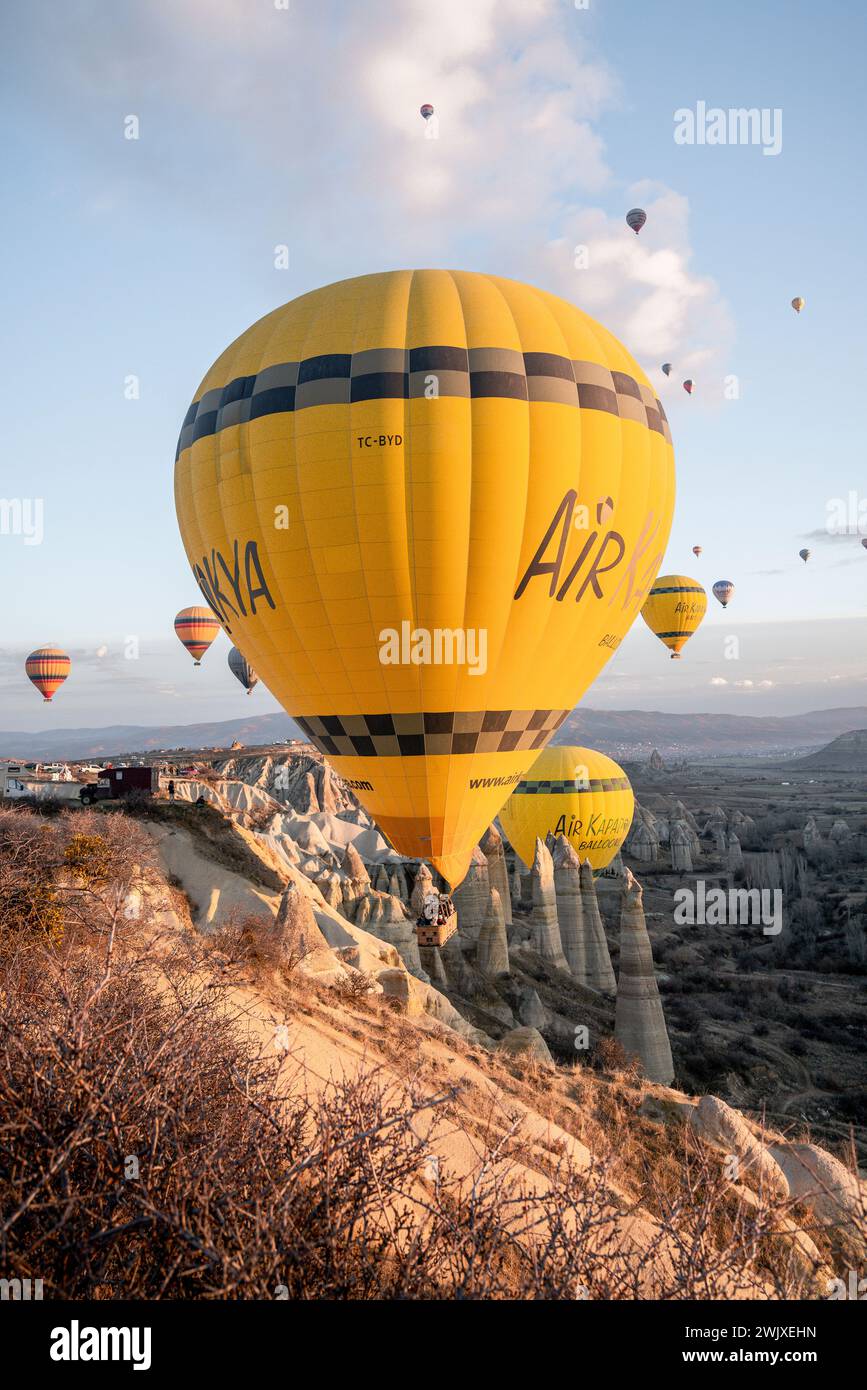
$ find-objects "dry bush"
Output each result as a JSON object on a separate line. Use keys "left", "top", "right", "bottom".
{"left": 0, "top": 924, "right": 812, "bottom": 1300}
{"left": 0, "top": 818, "right": 823, "bottom": 1302}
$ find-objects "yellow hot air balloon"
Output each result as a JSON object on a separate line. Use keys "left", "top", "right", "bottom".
{"left": 791, "top": 297, "right": 805, "bottom": 314}
{"left": 641, "top": 574, "right": 707, "bottom": 659}
{"left": 498, "top": 745, "right": 634, "bottom": 871}
{"left": 174, "top": 270, "right": 675, "bottom": 886}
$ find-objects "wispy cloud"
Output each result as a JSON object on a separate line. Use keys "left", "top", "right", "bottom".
{"left": 15, "top": 0, "right": 730, "bottom": 376}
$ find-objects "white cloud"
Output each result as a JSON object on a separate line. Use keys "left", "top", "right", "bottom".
{"left": 17, "top": 0, "right": 728, "bottom": 378}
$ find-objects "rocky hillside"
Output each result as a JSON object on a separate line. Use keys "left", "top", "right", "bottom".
{"left": 794, "top": 729, "right": 867, "bottom": 770}
{"left": 4, "top": 779, "right": 864, "bottom": 1299}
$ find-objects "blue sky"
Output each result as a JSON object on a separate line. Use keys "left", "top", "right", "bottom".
{"left": 2, "top": 0, "right": 865, "bottom": 730}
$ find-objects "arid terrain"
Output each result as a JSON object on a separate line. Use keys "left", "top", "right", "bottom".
{"left": 2, "top": 735, "right": 865, "bottom": 1301}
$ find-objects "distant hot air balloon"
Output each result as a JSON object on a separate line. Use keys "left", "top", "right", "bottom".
{"left": 791, "top": 297, "right": 805, "bottom": 314}
{"left": 228, "top": 646, "right": 258, "bottom": 694}
{"left": 174, "top": 606, "right": 220, "bottom": 666}
{"left": 174, "top": 270, "right": 676, "bottom": 889}
{"left": 626, "top": 207, "right": 647, "bottom": 235}
{"left": 498, "top": 746, "right": 634, "bottom": 872}
{"left": 692, "top": 545, "right": 703, "bottom": 558}
{"left": 25, "top": 646, "right": 70, "bottom": 703}
{"left": 641, "top": 576, "right": 707, "bottom": 660}
{"left": 683, "top": 379, "right": 694, "bottom": 395}
{"left": 799, "top": 548, "right": 811, "bottom": 563}
{"left": 862, "top": 538, "right": 867, "bottom": 551}
{"left": 420, "top": 103, "right": 434, "bottom": 121}
{"left": 662, "top": 363, "right": 673, "bottom": 377}
{"left": 712, "top": 579, "right": 735, "bottom": 608}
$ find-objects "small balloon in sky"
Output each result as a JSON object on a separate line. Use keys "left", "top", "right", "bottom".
{"left": 712, "top": 579, "right": 735, "bottom": 608}
{"left": 683, "top": 379, "right": 694, "bottom": 395}
{"left": 791, "top": 297, "right": 805, "bottom": 314}
{"left": 420, "top": 104, "right": 434, "bottom": 121}
{"left": 26, "top": 646, "right": 71, "bottom": 703}
{"left": 661, "top": 363, "right": 673, "bottom": 376}
{"left": 799, "top": 548, "right": 811, "bottom": 563}
{"left": 692, "top": 545, "right": 703, "bottom": 558}
{"left": 626, "top": 207, "right": 647, "bottom": 234}
{"left": 174, "top": 606, "right": 220, "bottom": 666}
{"left": 641, "top": 577, "right": 707, "bottom": 660}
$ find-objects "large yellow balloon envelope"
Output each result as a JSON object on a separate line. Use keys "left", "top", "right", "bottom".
{"left": 498, "top": 745, "right": 634, "bottom": 871}
{"left": 174, "top": 270, "right": 675, "bottom": 887}
{"left": 641, "top": 574, "right": 707, "bottom": 659}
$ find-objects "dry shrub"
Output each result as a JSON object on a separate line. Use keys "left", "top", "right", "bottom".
{"left": 0, "top": 923, "right": 809, "bottom": 1301}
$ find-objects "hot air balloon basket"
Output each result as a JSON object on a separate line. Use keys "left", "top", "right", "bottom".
{"left": 416, "top": 895, "right": 458, "bottom": 948}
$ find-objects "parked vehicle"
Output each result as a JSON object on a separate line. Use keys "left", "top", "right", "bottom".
{"left": 78, "top": 766, "right": 159, "bottom": 804}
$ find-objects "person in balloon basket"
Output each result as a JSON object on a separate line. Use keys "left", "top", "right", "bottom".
{"left": 419, "top": 891, "right": 455, "bottom": 934}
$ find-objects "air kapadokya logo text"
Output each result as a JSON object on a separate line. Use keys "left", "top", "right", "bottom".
{"left": 514, "top": 494, "right": 666, "bottom": 617}
{"left": 193, "top": 539, "right": 276, "bottom": 634}
{"left": 190, "top": 499, "right": 665, "bottom": 637}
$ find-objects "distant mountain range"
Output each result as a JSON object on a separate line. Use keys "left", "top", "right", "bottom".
{"left": 3, "top": 706, "right": 867, "bottom": 762}
{"left": 554, "top": 707, "right": 867, "bottom": 759}
{"left": 0, "top": 713, "right": 305, "bottom": 761}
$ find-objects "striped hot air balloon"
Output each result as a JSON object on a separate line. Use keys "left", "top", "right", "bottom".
{"left": 692, "top": 545, "right": 703, "bottom": 558}
{"left": 420, "top": 103, "right": 434, "bottom": 121}
{"left": 626, "top": 207, "right": 647, "bottom": 234}
{"left": 174, "top": 269, "right": 676, "bottom": 889}
{"left": 498, "top": 745, "right": 634, "bottom": 872}
{"left": 25, "top": 646, "right": 71, "bottom": 703}
{"left": 799, "top": 548, "right": 811, "bottom": 563}
{"left": 228, "top": 646, "right": 258, "bottom": 694}
{"left": 641, "top": 576, "right": 707, "bottom": 660}
{"left": 683, "top": 379, "right": 694, "bottom": 395}
{"left": 712, "top": 579, "right": 735, "bottom": 608}
{"left": 174, "top": 606, "right": 220, "bottom": 665}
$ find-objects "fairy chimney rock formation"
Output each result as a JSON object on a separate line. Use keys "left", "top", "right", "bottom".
{"left": 452, "top": 846, "right": 490, "bottom": 941}
{"left": 727, "top": 831, "right": 744, "bottom": 871}
{"left": 578, "top": 858, "right": 616, "bottom": 993}
{"left": 476, "top": 887, "right": 510, "bottom": 977}
{"left": 629, "top": 822, "right": 657, "bottom": 863}
{"left": 614, "top": 869, "right": 674, "bottom": 1085}
{"left": 341, "top": 841, "right": 370, "bottom": 886}
{"left": 418, "top": 944, "right": 448, "bottom": 989}
{"left": 552, "top": 835, "right": 586, "bottom": 981}
{"left": 803, "top": 817, "right": 822, "bottom": 849}
{"left": 510, "top": 861, "right": 523, "bottom": 909}
{"left": 529, "top": 838, "right": 569, "bottom": 970}
{"left": 670, "top": 820, "right": 694, "bottom": 872}
{"left": 269, "top": 882, "right": 331, "bottom": 963}
{"left": 410, "top": 863, "right": 435, "bottom": 920}
{"left": 480, "top": 824, "right": 513, "bottom": 926}
{"left": 341, "top": 841, "right": 372, "bottom": 917}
